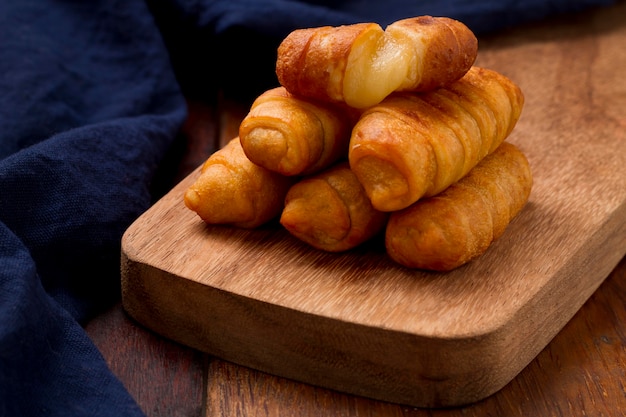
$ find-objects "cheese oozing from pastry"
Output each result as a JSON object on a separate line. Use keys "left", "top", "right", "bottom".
{"left": 343, "top": 26, "right": 414, "bottom": 108}
{"left": 276, "top": 16, "right": 477, "bottom": 109}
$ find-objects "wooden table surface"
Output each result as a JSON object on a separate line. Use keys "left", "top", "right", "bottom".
{"left": 86, "top": 3, "right": 626, "bottom": 416}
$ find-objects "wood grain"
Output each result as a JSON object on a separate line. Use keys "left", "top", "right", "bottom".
{"left": 120, "top": 0, "right": 626, "bottom": 409}
{"left": 203, "top": 256, "right": 626, "bottom": 417}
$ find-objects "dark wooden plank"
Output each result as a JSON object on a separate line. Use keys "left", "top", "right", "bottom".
{"left": 86, "top": 304, "right": 206, "bottom": 417}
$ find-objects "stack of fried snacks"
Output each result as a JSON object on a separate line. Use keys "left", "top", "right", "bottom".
{"left": 184, "top": 16, "right": 533, "bottom": 271}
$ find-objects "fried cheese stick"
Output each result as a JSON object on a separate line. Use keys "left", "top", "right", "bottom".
{"left": 280, "top": 162, "right": 389, "bottom": 252}
{"left": 239, "top": 87, "right": 359, "bottom": 176}
{"left": 385, "top": 142, "right": 533, "bottom": 271}
{"left": 276, "top": 16, "right": 477, "bottom": 108}
{"left": 184, "top": 138, "right": 295, "bottom": 228}
{"left": 349, "top": 66, "right": 524, "bottom": 212}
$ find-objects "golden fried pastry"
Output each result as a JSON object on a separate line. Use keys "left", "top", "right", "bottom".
{"left": 276, "top": 16, "right": 477, "bottom": 108}
{"left": 184, "top": 138, "right": 295, "bottom": 228}
{"left": 280, "top": 162, "right": 389, "bottom": 252}
{"left": 239, "top": 87, "right": 359, "bottom": 176}
{"left": 349, "top": 66, "right": 524, "bottom": 212}
{"left": 385, "top": 142, "right": 533, "bottom": 271}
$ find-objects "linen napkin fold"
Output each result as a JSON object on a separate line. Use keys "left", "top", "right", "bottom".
{"left": 0, "top": 1, "right": 185, "bottom": 416}
{"left": 0, "top": 0, "right": 615, "bottom": 416}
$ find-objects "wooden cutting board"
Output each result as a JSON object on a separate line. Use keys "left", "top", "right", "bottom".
{"left": 121, "top": 10, "right": 626, "bottom": 408}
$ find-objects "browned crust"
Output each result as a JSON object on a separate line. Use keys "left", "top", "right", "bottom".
{"left": 385, "top": 142, "right": 532, "bottom": 271}
{"left": 238, "top": 87, "right": 360, "bottom": 176}
{"left": 184, "top": 138, "right": 295, "bottom": 228}
{"left": 276, "top": 17, "right": 477, "bottom": 104}
{"left": 280, "top": 162, "right": 389, "bottom": 252}
{"left": 349, "top": 67, "right": 524, "bottom": 212}
{"left": 391, "top": 16, "right": 478, "bottom": 92}
{"left": 276, "top": 23, "right": 379, "bottom": 103}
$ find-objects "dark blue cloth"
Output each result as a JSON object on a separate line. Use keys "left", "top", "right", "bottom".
{"left": 0, "top": 0, "right": 616, "bottom": 415}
